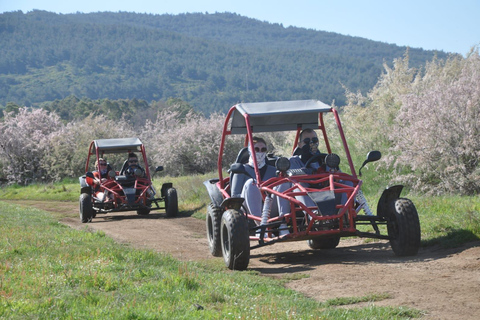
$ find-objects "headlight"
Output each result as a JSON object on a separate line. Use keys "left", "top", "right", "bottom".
{"left": 325, "top": 153, "right": 340, "bottom": 170}
{"left": 275, "top": 157, "right": 290, "bottom": 172}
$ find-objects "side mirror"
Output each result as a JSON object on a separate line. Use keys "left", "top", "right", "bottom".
{"left": 366, "top": 150, "right": 381, "bottom": 162}
{"left": 358, "top": 150, "right": 382, "bottom": 176}
{"left": 155, "top": 166, "right": 164, "bottom": 172}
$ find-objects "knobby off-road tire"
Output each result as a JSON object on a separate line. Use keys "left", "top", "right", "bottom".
{"left": 206, "top": 203, "right": 223, "bottom": 257}
{"left": 387, "top": 198, "right": 421, "bottom": 256}
{"left": 307, "top": 235, "right": 341, "bottom": 250}
{"left": 79, "top": 193, "right": 93, "bottom": 223}
{"left": 165, "top": 188, "right": 178, "bottom": 217}
{"left": 220, "top": 209, "right": 250, "bottom": 270}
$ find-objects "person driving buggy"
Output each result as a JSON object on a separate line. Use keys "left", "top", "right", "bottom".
{"left": 121, "top": 152, "right": 146, "bottom": 177}
{"left": 276, "top": 129, "right": 353, "bottom": 235}
{"left": 290, "top": 128, "right": 325, "bottom": 170}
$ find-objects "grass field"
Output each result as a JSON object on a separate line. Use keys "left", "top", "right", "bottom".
{"left": 1, "top": 201, "right": 420, "bottom": 319}
{"left": 1, "top": 174, "right": 479, "bottom": 318}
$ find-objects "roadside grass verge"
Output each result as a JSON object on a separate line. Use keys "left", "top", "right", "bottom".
{"left": 0, "top": 202, "right": 421, "bottom": 319}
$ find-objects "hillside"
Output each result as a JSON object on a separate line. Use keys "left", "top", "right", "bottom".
{"left": 0, "top": 10, "right": 450, "bottom": 114}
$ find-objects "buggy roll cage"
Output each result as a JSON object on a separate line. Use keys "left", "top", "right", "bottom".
{"left": 85, "top": 137, "right": 152, "bottom": 182}
{"left": 217, "top": 99, "right": 357, "bottom": 194}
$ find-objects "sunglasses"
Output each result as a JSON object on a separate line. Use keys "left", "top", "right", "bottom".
{"left": 303, "top": 137, "right": 319, "bottom": 145}
{"left": 99, "top": 163, "right": 107, "bottom": 166}
{"left": 254, "top": 147, "right": 267, "bottom": 152}
{"left": 128, "top": 159, "right": 138, "bottom": 164}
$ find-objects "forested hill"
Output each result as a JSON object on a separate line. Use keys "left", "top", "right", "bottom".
{"left": 0, "top": 10, "right": 450, "bottom": 115}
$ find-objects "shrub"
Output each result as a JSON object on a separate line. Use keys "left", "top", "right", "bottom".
{"left": 392, "top": 50, "right": 480, "bottom": 195}
{"left": 44, "top": 115, "right": 135, "bottom": 180}
{"left": 141, "top": 107, "right": 243, "bottom": 176}
{"left": 0, "top": 107, "right": 63, "bottom": 184}
{"left": 343, "top": 48, "right": 480, "bottom": 195}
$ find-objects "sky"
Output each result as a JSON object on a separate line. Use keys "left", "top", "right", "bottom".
{"left": 1, "top": 0, "right": 479, "bottom": 55}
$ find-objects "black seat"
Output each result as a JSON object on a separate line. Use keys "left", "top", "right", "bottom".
{"left": 235, "top": 147, "right": 249, "bottom": 164}
{"left": 228, "top": 147, "right": 249, "bottom": 196}
{"left": 119, "top": 159, "right": 129, "bottom": 175}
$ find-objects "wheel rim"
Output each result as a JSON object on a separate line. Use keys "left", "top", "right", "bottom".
{"left": 221, "top": 224, "right": 230, "bottom": 259}
{"left": 207, "top": 214, "right": 214, "bottom": 242}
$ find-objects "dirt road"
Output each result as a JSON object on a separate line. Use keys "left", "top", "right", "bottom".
{"left": 14, "top": 200, "right": 480, "bottom": 319}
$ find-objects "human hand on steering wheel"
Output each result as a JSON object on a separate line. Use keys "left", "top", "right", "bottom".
{"left": 125, "top": 165, "right": 145, "bottom": 177}
{"left": 304, "top": 153, "right": 327, "bottom": 168}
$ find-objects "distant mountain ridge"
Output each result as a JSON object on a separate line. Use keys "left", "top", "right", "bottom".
{"left": 0, "top": 10, "right": 450, "bottom": 114}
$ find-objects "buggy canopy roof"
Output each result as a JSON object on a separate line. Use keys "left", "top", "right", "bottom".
{"left": 230, "top": 99, "right": 332, "bottom": 134}
{"left": 93, "top": 138, "right": 143, "bottom": 153}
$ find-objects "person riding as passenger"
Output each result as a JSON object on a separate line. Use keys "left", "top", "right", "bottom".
{"left": 230, "top": 137, "right": 286, "bottom": 230}
{"left": 85, "top": 157, "right": 114, "bottom": 201}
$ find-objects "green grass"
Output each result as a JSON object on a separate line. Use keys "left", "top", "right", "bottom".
{"left": 0, "top": 174, "right": 212, "bottom": 217}
{"left": 410, "top": 195, "right": 480, "bottom": 247}
{"left": 0, "top": 201, "right": 421, "bottom": 319}
{"left": 354, "top": 189, "right": 480, "bottom": 247}
{"left": 1, "top": 172, "right": 479, "bottom": 248}
{"left": 2, "top": 172, "right": 475, "bottom": 318}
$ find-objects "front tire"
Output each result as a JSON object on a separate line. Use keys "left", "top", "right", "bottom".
{"left": 79, "top": 193, "right": 93, "bottom": 223}
{"left": 221, "top": 209, "right": 250, "bottom": 270}
{"left": 206, "top": 203, "right": 223, "bottom": 257}
{"left": 165, "top": 188, "right": 178, "bottom": 217}
{"left": 387, "top": 198, "right": 421, "bottom": 256}
{"left": 307, "top": 235, "right": 340, "bottom": 249}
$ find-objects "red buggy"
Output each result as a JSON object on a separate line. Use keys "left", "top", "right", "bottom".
{"left": 79, "top": 138, "right": 178, "bottom": 222}
{"left": 204, "top": 100, "right": 421, "bottom": 270}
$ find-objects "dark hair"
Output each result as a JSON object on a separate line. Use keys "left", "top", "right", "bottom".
{"left": 128, "top": 152, "right": 137, "bottom": 159}
{"left": 299, "top": 128, "right": 317, "bottom": 142}
{"left": 252, "top": 136, "right": 267, "bottom": 146}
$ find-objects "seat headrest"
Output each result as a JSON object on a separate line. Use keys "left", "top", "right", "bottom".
{"left": 235, "top": 147, "right": 249, "bottom": 164}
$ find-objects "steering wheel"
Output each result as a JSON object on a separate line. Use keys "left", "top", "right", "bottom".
{"left": 125, "top": 165, "right": 145, "bottom": 177}
{"left": 304, "top": 153, "right": 327, "bottom": 168}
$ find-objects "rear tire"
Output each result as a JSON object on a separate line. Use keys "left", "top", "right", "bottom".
{"left": 387, "top": 198, "right": 421, "bottom": 256}
{"left": 79, "top": 193, "right": 93, "bottom": 223}
{"left": 221, "top": 209, "right": 250, "bottom": 270}
{"left": 206, "top": 203, "right": 223, "bottom": 257}
{"left": 307, "top": 235, "right": 340, "bottom": 249}
{"left": 165, "top": 188, "right": 178, "bottom": 217}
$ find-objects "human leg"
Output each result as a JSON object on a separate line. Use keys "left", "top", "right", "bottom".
{"left": 241, "top": 179, "right": 263, "bottom": 218}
